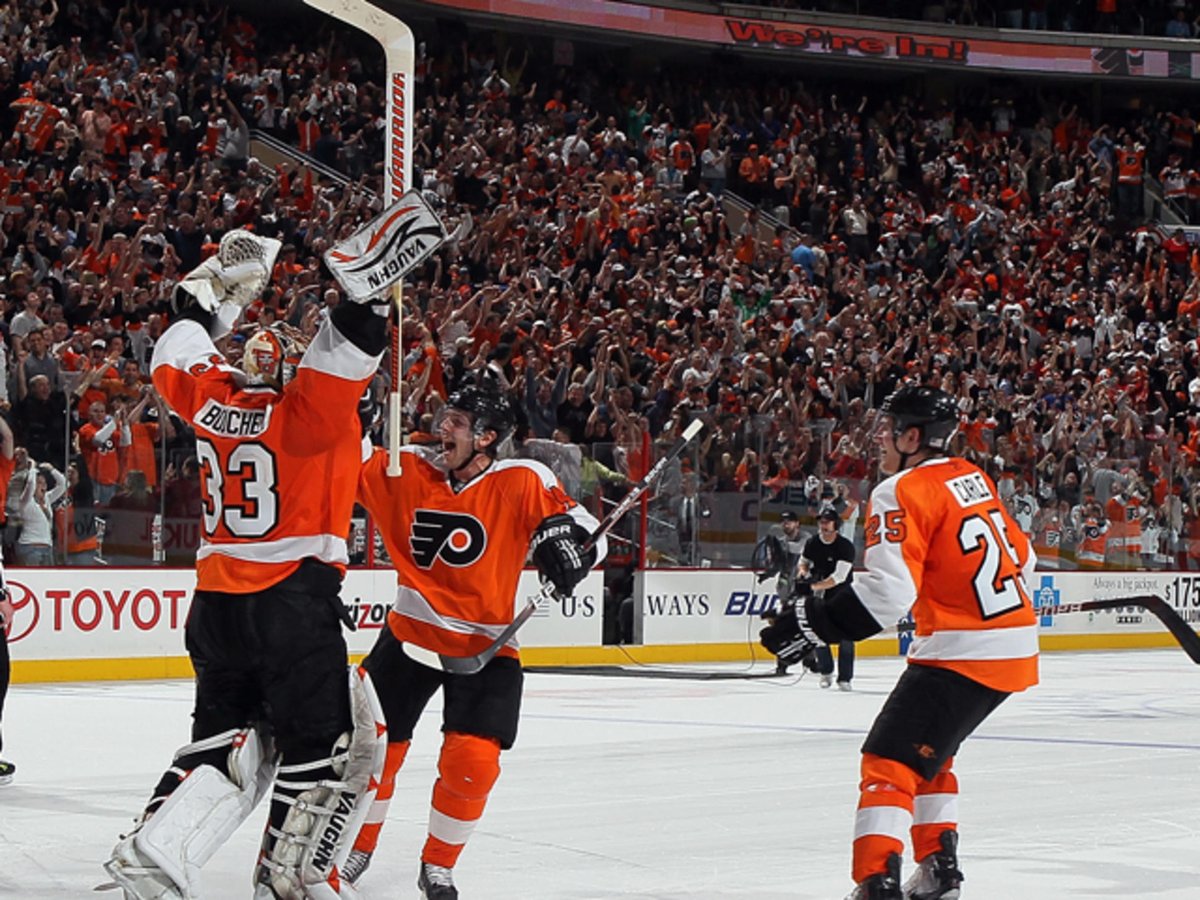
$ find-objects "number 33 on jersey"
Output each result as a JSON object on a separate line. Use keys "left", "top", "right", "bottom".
{"left": 152, "top": 318, "right": 379, "bottom": 593}
{"left": 858, "top": 457, "right": 1039, "bottom": 692}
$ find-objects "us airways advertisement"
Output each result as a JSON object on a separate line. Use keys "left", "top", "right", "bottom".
{"left": 636, "top": 569, "right": 1199, "bottom": 649}
{"left": 6, "top": 568, "right": 602, "bottom": 682}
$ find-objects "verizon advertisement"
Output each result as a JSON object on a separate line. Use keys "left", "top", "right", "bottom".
{"left": 341, "top": 569, "right": 603, "bottom": 656}
{"left": 6, "top": 568, "right": 603, "bottom": 672}
{"left": 637, "top": 569, "right": 1200, "bottom": 646}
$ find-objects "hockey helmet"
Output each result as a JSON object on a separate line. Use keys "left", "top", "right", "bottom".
{"left": 243, "top": 329, "right": 285, "bottom": 388}
{"left": 879, "top": 385, "right": 959, "bottom": 452}
{"left": 442, "top": 380, "right": 515, "bottom": 452}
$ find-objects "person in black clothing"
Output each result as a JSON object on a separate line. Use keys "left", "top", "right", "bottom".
{"left": 757, "top": 510, "right": 808, "bottom": 675}
{"left": 12, "top": 374, "right": 68, "bottom": 467}
{"left": 556, "top": 380, "right": 593, "bottom": 444}
{"left": 801, "top": 506, "right": 858, "bottom": 690}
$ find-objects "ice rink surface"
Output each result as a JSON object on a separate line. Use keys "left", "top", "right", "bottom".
{"left": 1, "top": 649, "right": 1197, "bottom": 899}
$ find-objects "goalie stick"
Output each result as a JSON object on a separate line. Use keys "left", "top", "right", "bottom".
{"left": 889, "top": 594, "right": 1200, "bottom": 664}
{"left": 303, "top": 0, "right": 413, "bottom": 477}
{"left": 403, "top": 418, "right": 706, "bottom": 675}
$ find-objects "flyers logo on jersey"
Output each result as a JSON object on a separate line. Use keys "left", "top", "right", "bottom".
{"left": 410, "top": 509, "right": 487, "bottom": 568}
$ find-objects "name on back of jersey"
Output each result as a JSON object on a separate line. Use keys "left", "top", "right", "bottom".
{"left": 945, "top": 471, "right": 994, "bottom": 507}
{"left": 195, "top": 399, "right": 272, "bottom": 438}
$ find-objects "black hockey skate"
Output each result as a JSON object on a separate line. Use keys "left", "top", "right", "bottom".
{"left": 903, "top": 830, "right": 963, "bottom": 900}
{"left": 341, "top": 849, "right": 372, "bottom": 884}
{"left": 0, "top": 759, "right": 14, "bottom": 785}
{"left": 418, "top": 861, "right": 458, "bottom": 899}
{"left": 845, "top": 852, "right": 903, "bottom": 900}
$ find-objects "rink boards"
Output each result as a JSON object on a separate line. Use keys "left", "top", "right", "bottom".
{"left": 5, "top": 567, "right": 1197, "bottom": 681}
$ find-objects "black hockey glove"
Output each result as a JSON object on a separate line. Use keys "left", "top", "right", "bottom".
{"left": 792, "top": 579, "right": 814, "bottom": 602}
{"left": 759, "top": 601, "right": 823, "bottom": 668}
{"left": 759, "top": 596, "right": 795, "bottom": 622}
{"left": 530, "top": 513, "right": 596, "bottom": 596}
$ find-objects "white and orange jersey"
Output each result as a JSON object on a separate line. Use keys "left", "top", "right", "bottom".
{"left": 857, "top": 457, "right": 1038, "bottom": 693}
{"left": 1033, "top": 518, "right": 1062, "bottom": 568}
{"left": 1077, "top": 515, "right": 1108, "bottom": 566}
{"left": 359, "top": 446, "right": 604, "bottom": 661}
{"left": 152, "top": 318, "right": 381, "bottom": 593}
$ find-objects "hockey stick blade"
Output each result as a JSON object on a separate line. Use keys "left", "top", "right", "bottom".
{"left": 1055, "top": 595, "right": 1200, "bottom": 664}
{"left": 402, "top": 419, "right": 706, "bottom": 674}
{"left": 402, "top": 599, "right": 539, "bottom": 675}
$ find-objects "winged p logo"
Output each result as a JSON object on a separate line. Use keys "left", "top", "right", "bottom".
{"left": 410, "top": 509, "right": 487, "bottom": 568}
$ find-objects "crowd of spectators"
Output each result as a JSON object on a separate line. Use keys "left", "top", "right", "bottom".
{"left": 0, "top": 0, "right": 1198, "bottom": 573}
{"left": 759, "top": 0, "right": 1200, "bottom": 37}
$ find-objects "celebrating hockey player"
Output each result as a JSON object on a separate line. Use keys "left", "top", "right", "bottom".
{"left": 760, "top": 386, "right": 1038, "bottom": 900}
{"left": 104, "top": 231, "right": 389, "bottom": 900}
{"left": 342, "top": 379, "right": 606, "bottom": 900}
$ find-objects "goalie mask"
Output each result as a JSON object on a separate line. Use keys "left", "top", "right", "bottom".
{"left": 243, "top": 330, "right": 286, "bottom": 389}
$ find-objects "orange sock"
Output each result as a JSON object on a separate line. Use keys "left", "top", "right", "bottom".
{"left": 421, "top": 732, "right": 501, "bottom": 869}
{"left": 912, "top": 757, "right": 958, "bottom": 862}
{"left": 350, "top": 740, "right": 410, "bottom": 856}
{"left": 851, "top": 753, "right": 918, "bottom": 884}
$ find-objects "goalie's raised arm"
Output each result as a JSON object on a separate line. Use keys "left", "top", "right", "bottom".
{"left": 172, "top": 230, "right": 283, "bottom": 333}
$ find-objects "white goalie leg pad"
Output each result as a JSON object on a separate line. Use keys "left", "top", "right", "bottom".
{"left": 132, "top": 728, "right": 274, "bottom": 896}
{"left": 258, "top": 667, "right": 387, "bottom": 900}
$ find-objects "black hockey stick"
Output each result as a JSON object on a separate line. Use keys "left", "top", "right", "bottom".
{"left": 403, "top": 418, "right": 706, "bottom": 675}
{"left": 1045, "top": 595, "right": 1200, "bottom": 664}
{"left": 892, "top": 594, "right": 1200, "bottom": 664}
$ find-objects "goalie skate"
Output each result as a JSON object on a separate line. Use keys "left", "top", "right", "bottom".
{"left": 102, "top": 828, "right": 184, "bottom": 900}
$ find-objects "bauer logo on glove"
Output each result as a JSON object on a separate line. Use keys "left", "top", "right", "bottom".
{"left": 530, "top": 513, "right": 597, "bottom": 596}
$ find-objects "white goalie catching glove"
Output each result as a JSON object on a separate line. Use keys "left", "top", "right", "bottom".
{"left": 177, "top": 230, "right": 283, "bottom": 313}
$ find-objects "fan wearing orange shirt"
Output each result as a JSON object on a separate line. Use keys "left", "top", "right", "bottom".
{"left": 343, "top": 381, "right": 605, "bottom": 899}
{"left": 762, "top": 386, "right": 1037, "bottom": 900}
{"left": 105, "top": 240, "right": 388, "bottom": 900}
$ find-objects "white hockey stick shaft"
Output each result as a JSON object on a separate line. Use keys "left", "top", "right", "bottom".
{"left": 304, "top": 0, "right": 413, "bottom": 476}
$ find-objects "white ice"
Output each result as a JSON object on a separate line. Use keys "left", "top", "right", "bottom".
{"left": 1, "top": 650, "right": 1197, "bottom": 899}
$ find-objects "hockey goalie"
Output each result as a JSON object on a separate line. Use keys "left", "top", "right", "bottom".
{"left": 103, "top": 232, "right": 389, "bottom": 900}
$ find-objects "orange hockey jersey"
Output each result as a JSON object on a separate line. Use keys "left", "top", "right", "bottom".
{"left": 856, "top": 457, "right": 1038, "bottom": 693}
{"left": 359, "top": 446, "right": 605, "bottom": 660}
{"left": 152, "top": 318, "right": 382, "bottom": 593}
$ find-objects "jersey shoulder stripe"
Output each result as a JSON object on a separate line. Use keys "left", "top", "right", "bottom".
{"left": 150, "top": 319, "right": 240, "bottom": 380}
{"left": 302, "top": 317, "right": 384, "bottom": 381}
{"left": 490, "top": 457, "right": 563, "bottom": 493}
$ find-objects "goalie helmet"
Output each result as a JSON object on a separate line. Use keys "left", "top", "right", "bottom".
{"left": 880, "top": 386, "right": 959, "bottom": 452}
{"left": 243, "top": 329, "right": 286, "bottom": 389}
{"left": 443, "top": 381, "right": 515, "bottom": 454}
